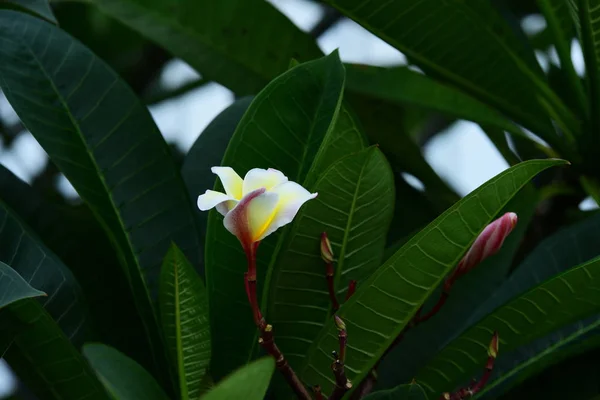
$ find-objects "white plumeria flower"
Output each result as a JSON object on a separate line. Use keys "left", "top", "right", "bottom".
{"left": 197, "top": 167, "right": 317, "bottom": 247}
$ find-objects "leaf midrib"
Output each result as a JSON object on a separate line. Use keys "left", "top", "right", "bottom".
{"left": 172, "top": 257, "right": 189, "bottom": 400}
{"left": 14, "top": 31, "right": 160, "bottom": 365}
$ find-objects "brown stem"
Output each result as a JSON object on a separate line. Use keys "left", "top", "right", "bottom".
{"left": 413, "top": 291, "right": 449, "bottom": 324}
{"left": 326, "top": 262, "right": 340, "bottom": 312}
{"left": 244, "top": 245, "right": 312, "bottom": 400}
{"left": 329, "top": 324, "right": 351, "bottom": 400}
{"left": 313, "top": 385, "right": 324, "bottom": 400}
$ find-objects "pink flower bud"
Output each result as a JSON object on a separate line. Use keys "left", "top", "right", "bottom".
{"left": 321, "top": 232, "right": 334, "bottom": 264}
{"left": 457, "top": 212, "right": 518, "bottom": 276}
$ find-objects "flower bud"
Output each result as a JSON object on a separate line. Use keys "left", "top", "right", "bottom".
{"left": 458, "top": 212, "right": 518, "bottom": 276}
{"left": 488, "top": 331, "right": 499, "bottom": 359}
{"left": 321, "top": 231, "right": 334, "bottom": 264}
{"left": 334, "top": 315, "right": 346, "bottom": 331}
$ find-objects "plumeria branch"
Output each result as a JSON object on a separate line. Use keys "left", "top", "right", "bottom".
{"left": 329, "top": 316, "right": 352, "bottom": 400}
{"left": 244, "top": 243, "right": 312, "bottom": 400}
{"left": 439, "top": 331, "right": 499, "bottom": 399}
{"left": 354, "top": 213, "right": 517, "bottom": 398}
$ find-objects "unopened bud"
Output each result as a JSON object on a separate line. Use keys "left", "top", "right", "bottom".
{"left": 488, "top": 331, "right": 499, "bottom": 359}
{"left": 458, "top": 212, "right": 517, "bottom": 276}
{"left": 321, "top": 232, "right": 334, "bottom": 264}
{"left": 334, "top": 315, "right": 346, "bottom": 331}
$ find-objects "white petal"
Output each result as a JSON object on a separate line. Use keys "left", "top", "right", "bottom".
{"left": 242, "top": 168, "right": 288, "bottom": 195}
{"left": 254, "top": 181, "right": 317, "bottom": 242}
{"left": 197, "top": 190, "right": 237, "bottom": 216}
{"left": 211, "top": 166, "right": 243, "bottom": 199}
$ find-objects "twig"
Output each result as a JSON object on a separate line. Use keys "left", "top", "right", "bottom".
{"left": 321, "top": 232, "right": 340, "bottom": 312}
{"left": 345, "top": 280, "right": 357, "bottom": 301}
{"left": 313, "top": 385, "right": 324, "bottom": 400}
{"left": 439, "top": 332, "right": 499, "bottom": 399}
{"left": 244, "top": 244, "right": 312, "bottom": 400}
{"left": 329, "top": 316, "right": 352, "bottom": 400}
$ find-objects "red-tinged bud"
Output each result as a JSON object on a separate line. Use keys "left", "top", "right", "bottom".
{"left": 457, "top": 212, "right": 518, "bottom": 277}
{"left": 488, "top": 331, "right": 499, "bottom": 359}
{"left": 334, "top": 315, "right": 346, "bottom": 331}
{"left": 321, "top": 232, "right": 334, "bottom": 264}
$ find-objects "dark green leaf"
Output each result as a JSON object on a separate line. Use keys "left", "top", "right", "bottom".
{"left": 377, "top": 185, "right": 539, "bottom": 389}
{"left": 205, "top": 52, "right": 353, "bottom": 379}
{"left": 200, "top": 357, "right": 274, "bottom": 400}
{"left": 0, "top": 261, "right": 45, "bottom": 308}
{"left": 480, "top": 315, "right": 600, "bottom": 398}
{"left": 4, "top": 300, "right": 110, "bottom": 400}
{"left": 363, "top": 383, "right": 428, "bottom": 400}
{"left": 0, "top": 162, "right": 158, "bottom": 378}
{"left": 83, "top": 343, "right": 169, "bottom": 400}
{"left": 159, "top": 244, "right": 211, "bottom": 400}
{"left": 0, "top": 0, "right": 56, "bottom": 23}
{"left": 299, "top": 159, "right": 568, "bottom": 393}
{"left": 323, "top": 0, "right": 576, "bottom": 140}
{"left": 0, "top": 10, "right": 202, "bottom": 383}
{"left": 88, "top": 0, "right": 323, "bottom": 95}
{"left": 416, "top": 255, "right": 600, "bottom": 396}
{"left": 182, "top": 96, "right": 253, "bottom": 253}
{"left": 345, "top": 65, "right": 526, "bottom": 138}
{"left": 268, "top": 146, "right": 395, "bottom": 372}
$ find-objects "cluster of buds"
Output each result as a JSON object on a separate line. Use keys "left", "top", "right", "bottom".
{"left": 329, "top": 315, "right": 352, "bottom": 400}
{"left": 440, "top": 332, "right": 499, "bottom": 399}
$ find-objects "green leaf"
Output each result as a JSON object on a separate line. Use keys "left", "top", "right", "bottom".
{"left": 415, "top": 255, "right": 600, "bottom": 397}
{"left": 0, "top": 162, "right": 159, "bottom": 377}
{"left": 376, "top": 185, "right": 539, "bottom": 389}
{"left": 575, "top": 0, "right": 600, "bottom": 136}
{"left": 299, "top": 158, "right": 568, "bottom": 393}
{"left": 0, "top": 10, "right": 201, "bottom": 382}
{"left": 0, "top": 261, "right": 46, "bottom": 308}
{"left": 363, "top": 383, "right": 428, "bottom": 400}
{"left": 324, "top": 0, "right": 577, "bottom": 141}
{"left": 4, "top": 301, "right": 111, "bottom": 400}
{"left": 537, "top": 0, "right": 587, "bottom": 118}
{"left": 345, "top": 65, "right": 526, "bottom": 139}
{"left": 159, "top": 244, "right": 211, "bottom": 400}
{"left": 182, "top": 96, "right": 254, "bottom": 250}
{"left": 268, "top": 146, "right": 395, "bottom": 371}
{"left": 200, "top": 357, "right": 275, "bottom": 400}
{"left": 88, "top": 0, "right": 323, "bottom": 95}
{"left": 205, "top": 52, "right": 353, "bottom": 379}
{"left": 480, "top": 315, "right": 600, "bottom": 398}
{"left": 83, "top": 343, "right": 170, "bottom": 400}
{"left": 345, "top": 93, "right": 460, "bottom": 211}
{"left": 0, "top": 198, "right": 107, "bottom": 399}
{"left": 0, "top": 0, "right": 56, "bottom": 23}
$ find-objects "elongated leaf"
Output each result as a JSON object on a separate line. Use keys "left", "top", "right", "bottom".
{"left": 182, "top": 96, "right": 253, "bottom": 252}
{"left": 268, "top": 146, "right": 394, "bottom": 370}
{"left": 376, "top": 185, "right": 539, "bottom": 389}
{"left": 200, "top": 357, "right": 274, "bottom": 400}
{"left": 416, "top": 255, "right": 600, "bottom": 397}
{"left": 205, "top": 52, "right": 354, "bottom": 378}
{"left": 576, "top": 0, "right": 600, "bottom": 137}
{"left": 0, "top": 0, "right": 56, "bottom": 23}
{"left": 345, "top": 65, "right": 525, "bottom": 138}
{"left": 88, "top": 0, "right": 323, "bottom": 95}
{"left": 4, "top": 300, "right": 111, "bottom": 400}
{"left": 159, "top": 244, "right": 211, "bottom": 400}
{"left": 364, "top": 383, "right": 428, "bottom": 400}
{"left": 0, "top": 261, "right": 45, "bottom": 308}
{"left": 480, "top": 315, "right": 600, "bottom": 398}
{"left": 537, "top": 0, "right": 587, "bottom": 118}
{"left": 83, "top": 343, "right": 169, "bottom": 400}
{"left": 299, "top": 159, "right": 568, "bottom": 393}
{"left": 0, "top": 161, "right": 158, "bottom": 375}
{"left": 0, "top": 10, "right": 201, "bottom": 382}
{"left": 324, "top": 0, "right": 576, "bottom": 141}
{"left": 0, "top": 199, "right": 107, "bottom": 399}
